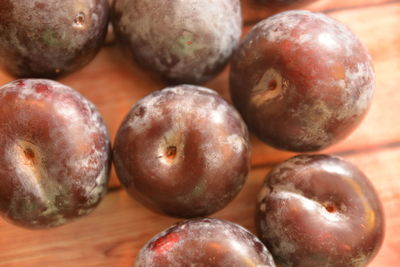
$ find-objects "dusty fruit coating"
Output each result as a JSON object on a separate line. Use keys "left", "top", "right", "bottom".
{"left": 0, "top": 0, "right": 109, "bottom": 78}
{"left": 113, "top": 85, "right": 251, "bottom": 218}
{"left": 111, "top": 0, "right": 242, "bottom": 84}
{"left": 230, "top": 10, "right": 375, "bottom": 152}
{"left": 256, "top": 154, "right": 385, "bottom": 267}
{"left": 135, "top": 218, "right": 276, "bottom": 267}
{"left": 0, "top": 79, "right": 111, "bottom": 229}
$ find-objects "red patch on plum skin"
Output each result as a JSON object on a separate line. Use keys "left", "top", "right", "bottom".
{"left": 15, "top": 80, "right": 25, "bottom": 87}
{"left": 150, "top": 232, "right": 181, "bottom": 254}
{"left": 34, "top": 83, "right": 49, "bottom": 94}
{"left": 35, "top": 2, "right": 46, "bottom": 9}
{"left": 0, "top": 0, "right": 14, "bottom": 23}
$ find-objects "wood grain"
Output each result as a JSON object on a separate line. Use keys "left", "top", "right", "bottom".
{"left": 0, "top": 0, "right": 399, "bottom": 266}
{"left": 241, "top": 0, "right": 398, "bottom": 24}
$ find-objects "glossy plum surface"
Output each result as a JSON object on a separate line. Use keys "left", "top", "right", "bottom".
{"left": 256, "top": 154, "right": 385, "bottom": 267}
{"left": 113, "top": 85, "right": 251, "bottom": 218}
{"left": 0, "top": 0, "right": 109, "bottom": 78}
{"left": 230, "top": 10, "right": 375, "bottom": 152}
{"left": 0, "top": 79, "right": 111, "bottom": 228}
{"left": 111, "top": 0, "right": 242, "bottom": 84}
{"left": 135, "top": 218, "right": 276, "bottom": 267}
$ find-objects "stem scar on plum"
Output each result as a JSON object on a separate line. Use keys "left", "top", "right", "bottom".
{"left": 165, "top": 146, "right": 177, "bottom": 160}
{"left": 73, "top": 12, "right": 86, "bottom": 28}
{"left": 323, "top": 201, "right": 338, "bottom": 213}
{"left": 268, "top": 80, "right": 278, "bottom": 91}
{"left": 18, "top": 142, "right": 38, "bottom": 166}
{"left": 251, "top": 69, "right": 284, "bottom": 107}
{"left": 23, "top": 147, "right": 35, "bottom": 164}
{"left": 157, "top": 135, "right": 179, "bottom": 163}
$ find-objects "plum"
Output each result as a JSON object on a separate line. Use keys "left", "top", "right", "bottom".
{"left": 0, "top": 79, "right": 111, "bottom": 228}
{"left": 256, "top": 154, "right": 385, "bottom": 266}
{"left": 135, "top": 218, "right": 276, "bottom": 267}
{"left": 111, "top": 0, "right": 242, "bottom": 84}
{"left": 0, "top": 0, "right": 109, "bottom": 78}
{"left": 230, "top": 10, "right": 375, "bottom": 152}
{"left": 113, "top": 85, "right": 251, "bottom": 218}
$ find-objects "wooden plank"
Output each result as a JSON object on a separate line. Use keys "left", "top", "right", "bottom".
{"left": 241, "top": 0, "right": 397, "bottom": 24}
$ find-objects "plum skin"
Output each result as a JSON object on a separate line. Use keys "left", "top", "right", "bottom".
{"left": 135, "top": 218, "right": 276, "bottom": 267}
{"left": 229, "top": 10, "right": 375, "bottom": 152}
{"left": 0, "top": 0, "right": 109, "bottom": 79}
{"left": 111, "top": 0, "right": 242, "bottom": 84}
{"left": 255, "top": 154, "right": 385, "bottom": 267}
{"left": 113, "top": 85, "right": 251, "bottom": 218}
{"left": 0, "top": 79, "right": 111, "bottom": 229}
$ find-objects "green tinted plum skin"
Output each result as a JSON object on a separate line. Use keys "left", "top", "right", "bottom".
{"left": 111, "top": 0, "right": 242, "bottom": 84}
{"left": 113, "top": 85, "right": 251, "bottom": 218}
{"left": 0, "top": 0, "right": 109, "bottom": 79}
{"left": 135, "top": 218, "right": 276, "bottom": 267}
{"left": 0, "top": 79, "right": 111, "bottom": 229}
{"left": 256, "top": 154, "right": 385, "bottom": 267}
{"left": 229, "top": 10, "right": 375, "bottom": 152}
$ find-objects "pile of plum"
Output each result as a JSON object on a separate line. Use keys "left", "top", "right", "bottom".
{"left": 0, "top": 0, "right": 384, "bottom": 266}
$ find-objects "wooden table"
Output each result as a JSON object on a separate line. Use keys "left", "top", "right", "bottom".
{"left": 0, "top": 0, "right": 399, "bottom": 266}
